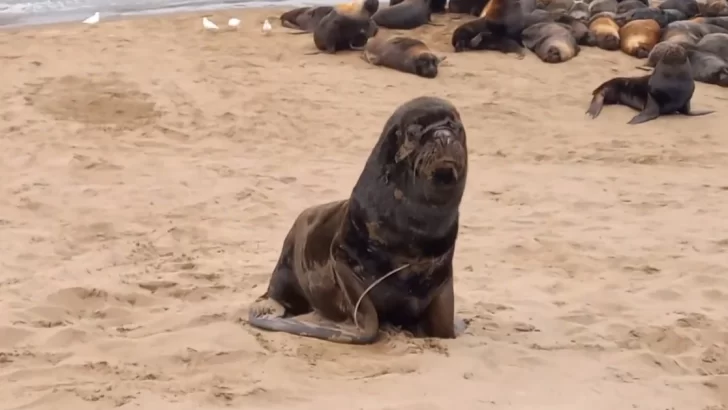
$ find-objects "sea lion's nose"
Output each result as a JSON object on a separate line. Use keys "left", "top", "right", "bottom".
{"left": 433, "top": 128, "right": 454, "bottom": 143}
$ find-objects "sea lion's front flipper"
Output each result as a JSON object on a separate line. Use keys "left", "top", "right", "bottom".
{"left": 586, "top": 91, "right": 606, "bottom": 119}
{"left": 628, "top": 95, "right": 660, "bottom": 124}
{"left": 679, "top": 101, "right": 715, "bottom": 116}
{"left": 411, "top": 275, "right": 464, "bottom": 338}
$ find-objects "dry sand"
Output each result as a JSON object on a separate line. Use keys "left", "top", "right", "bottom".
{"left": 0, "top": 8, "right": 727, "bottom": 410}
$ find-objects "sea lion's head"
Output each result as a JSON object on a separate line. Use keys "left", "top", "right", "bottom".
{"left": 412, "top": 52, "right": 444, "bottom": 78}
{"left": 658, "top": 41, "right": 688, "bottom": 65}
{"left": 382, "top": 97, "right": 467, "bottom": 202}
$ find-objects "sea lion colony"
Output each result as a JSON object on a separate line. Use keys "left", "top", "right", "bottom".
{"left": 279, "top": 0, "right": 722, "bottom": 123}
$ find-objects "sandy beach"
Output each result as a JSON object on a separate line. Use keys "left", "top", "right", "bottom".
{"left": 1, "top": 8, "right": 727, "bottom": 410}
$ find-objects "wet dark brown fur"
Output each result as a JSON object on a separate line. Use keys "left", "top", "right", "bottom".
{"left": 619, "top": 19, "right": 660, "bottom": 58}
{"left": 587, "top": 43, "right": 714, "bottom": 124}
{"left": 280, "top": 6, "right": 334, "bottom": 32}
{"left": 451, "top": 0, "right": 527, "bottom": 55}
{"left": 645, "top": 40, "right": 728, "bottom": 87}
{"left": 662, "top": 20, "right": 728, "bottom": 46}
{"left": 588, "top": 12, "right": 620, "bottom": 50}
{"left": 658, "top": 0, "right": 700, "bottom": 19}
{"left": 521, "top": 22, "right": 580, "bottom": 62}
{"left": 313, "top": 0, "right": 380, "bottom": 53}
{"left": 247, "top": 96, "right": 469, "bottom": 345}
{"left": 447, "top": 0, "right": 487, "bottom": 15}
{"left": 363, "top": 35, "right": 446, "bottom": 78}
{"left": 372, "top": 0, "right": 435, "bottom": 29}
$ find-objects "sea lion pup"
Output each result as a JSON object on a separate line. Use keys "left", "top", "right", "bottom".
{"left": 313, "top": 0, "right": 380, "bottom": 54}
{"left": 371, "top": 0, "right": 438, "bottom": 29}
{"left": 587, "top": 43, "right": 714, "bottom": 124}
{"left": 568, "top": 1, "right": 590, "bottom": 20}
{"left": 662, "top": 20, "right": 728, "bottom": 46}
{"left": 614, "top": 7, "right": 671, "bottom": 28}
{"left": 521, "top": 22, "right": 580, "bottom": 62}
{"left": 619, "top": 18, "right": 660, "bottom": 58}
{"left": 697, "top": 32, "right": 728, "bottom": 59}
{"left": 280, "top": 6, "right": 334, "bottom": 32}
{"left": 658, "top": 0, "right": 700, "bottom": 19}
{"left": 616, "top": 0, "right": 647, "bottom": 14}
{"left": 447, "top": 0, "right": 487, "bottom": 15}
{"left": 247, "top": 96, "right": 469, "bottom": 345}
{"left": 642, "top": 41, "right": 728, "bottom": 86}
{"left": 588, "top": 12, "right": 620, "bottom": 50}
{"left": 588, "top": 0, "right": 618, "bottom": 16}
{"left": 362, "top": 35, "right": 446, "bottom": 78}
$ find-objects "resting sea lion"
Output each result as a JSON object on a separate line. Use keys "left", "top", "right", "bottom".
{"left": 662, "top": 20, "right": 728, "bottom": 46}
{"left": 556, "top": 13, "right": 595, "bottom": 44}
{"left": 362, "top": 35, "right": 446, "bottom": 78}
{"left": 587, "top": 42, "right": 714, "bottom": 124}
{"left": 280, "top": 6, "right": 334, "bottom": 32}
{"left": 619, "top": 18, "right": 660, "bottom": 58}
{"left": 658, "top": 0, "right": 699, "bottom": 18}
{"left": 454, "top": 0, "right": 528, "bottom": 55}
{"left": 522, "top": 22, "right": 580, "bottom": 62}
{"left": 568, "top": 1, "right": 590, "bottom": 20}
{"left": 537, "top": 0, "right": 574, "bottom": 12}
{"left": 588, "top": 0, "right": 618, "bottom": 16}
{"left": 247, "top": 96, "right": 469, "bottom": 345}
{"left": 447, "top": 0, "right": 488, "bottom": 15}
{"left": 614, "top": 7, "right": 671, "bottom": 28}
{"left": 372, "top": 0, "right": 438, "bottom": 29}
{"left": 699, "top": 0, "right": 728, "bottom": 17}
{"left": 696, "top": 32, "right": 728, "bottom": 59}
{"left": 616, "top": 0, "right": 647, "bottom": 14}
{"left": 692, "top": 16, "right": 728, "bottom": 30}
{"left": 642, "top": 41, "right": 728, "bottom": 87}
{"left": 312, "top": 0, "right": 380, "bottom": 54}
{"left": 588, "top": 12, "right": 620, "bottom": 50}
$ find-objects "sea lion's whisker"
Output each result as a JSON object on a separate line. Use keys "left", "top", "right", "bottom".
{"left": 353, "top": 264, "right": 411, "bottom": 329}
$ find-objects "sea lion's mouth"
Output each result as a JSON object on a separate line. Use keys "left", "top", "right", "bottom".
{"left": 433, "top": 166, "right": 457, "bottom": 185}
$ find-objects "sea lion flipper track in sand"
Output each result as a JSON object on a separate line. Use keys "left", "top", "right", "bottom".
{"left": 247, "top": 96, "right": 469, "bottom": 344}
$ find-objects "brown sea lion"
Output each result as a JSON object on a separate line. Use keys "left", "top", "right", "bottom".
{"left": 372, "top": 0, "right": 439, "bottom": 29}
{"left": 588, "top": 0, "right": 618, "bottom": 16}
{"left": 312, "top": 0, "right": 380, "bottom": 54}
{"left": 280, "top": 6, "right": 334, "bottom": 32}
{"left": 662, "top": 20, "right": 728, "bottom": 46}
{"left": 619, "top": 18, "right": 660, "bottom": 58}
{"left": 447, "top": 0, "right": 488, "bottom": 15}
{"left": 658, "top": 0, "right": 699, "bottom": 18}
{"left": 481, "top": 0, "right": 536, "bottom": 16}
{"left": 616, "top": 0, "right": 647, "bottom": 14}
{"left": 247, "top": 96, "right": 469, "bottom": 345}
{"left": 451, "top": 0, "right": 528, "bottom": 55}
{"left": 588, "top": 12, "right": 620, "bottom": 50}
{"left": 642, "top": 41, "right": 728, "bottom": 87}
{"left": 522, "top": 22, "right": 580, "bottom": 62}
{"left": 587, "top": 42, "right": 714, "bottom": 124}
{"left": 699, "top": 0, "right": 728, "bottom": 17}
{"left": 362, "top": 35, "right": 446, "bottom": 78}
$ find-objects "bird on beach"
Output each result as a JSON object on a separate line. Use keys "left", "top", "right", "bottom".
{"left": 262, "top": 19, "right": 272, "bottom": 35}
{"left": 228, "top": 18, "right": 240, "bottom": 27}
{"left": 202, "top": 17, "right": 219, "bottom": 30}
{"left": 82, "top": 12, "right": 100, "bottom": 24}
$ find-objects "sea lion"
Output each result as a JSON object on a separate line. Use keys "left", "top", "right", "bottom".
{"left": 619, "top": 18, "right": 660, "bottom": 58}
{"left": 662, "top": 20, "right": 728, "bottom": 46}
{"left": 372, "top": 0, "right": 438, "bottom": 29}
{"left": 247, "top": 96, "right": 469, "bottom": 345}
{"left": 362, "top": 35, "right": 446, "bottom": 78}
{"left": 587, "top": 42, "right": 714, "bottom": 124}
{"left": 447, "top": 0, "right": 488, "bottom": 15}
{"left": 699, "top": 0, "right": 728, "bottom": 17}
{"left": 616, "top": 0, "right": 647, "bottom": 14}
{"left": 568, "top": 1, "right": 590, "bottom": 20}
{"left": 312, "top": 0, "right": 380, "bottom": 54}
{"left": 336, "top": 0, "right": 381, "bottom": 16}
{"left": 588, "top": 12, "right": 620, "bottom": 50}
{"left": 280, "top": 6, "right": 334, "bottom": 32}
{"left": 696, "top": 32, "right": 728, "bottom": 59}
{"left": 614, "top": 7, "right": 672, "bottom": 28}
{"left": 658, "top": 0, "right": 699, "bottom": 18}
{"left": 643, "top": 41, "right": 728, "bottom": 87}
{"left": 391, "top": 0, "right": 447, "bottom": 12}
{"left": 455, "top": 0, "right": 528, "bottom": 55}
{"left": 693, "top": 16, "right": 728, "bottom": 30}
{"left": 588, "top": 0, "right": 618, "bottom": 16}
{"left": 522, "top": 21, "right": 581, "bottom": 62}
{"left": 556, "top": 13, "right": 595, "bottom": 44}
{"left": 537, "top": 0, "right": 574, "bottom": 12}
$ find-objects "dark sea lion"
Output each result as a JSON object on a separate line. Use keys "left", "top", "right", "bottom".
{"left": 447, "top": 0, "right": 488, "bottom": 15}
{"left": 312, "top": 0, "right": 380, "bottom": 54}
{"left": 362, "top": 35, "right": 446, "bottom": 78}
{"left": 662, "top": 20, "right": 728, "bottom": 46}
{"left": 614, "top": 7, "right": 671, "bottom": 28}
{"left": 247, "top": 96, "right": 469, "bottom": 345}
{"left": 643, "top": 41, "right": 728, "bottom": 87}
{"left": 372, "top": 0, "right": 438, "bottom": 29}
{"left": 537, "top": 0, "right": 574, "bottom": 12}
{"left": 616, "top": 0, "right": 647, "bottom": 14}
{"left": 280, "top": 6, "right": 334, "bottom": 32}
{"left": 696, "top": 32, "right": 728, "bottom": 59}
{"left": 588, "top": 12, "right": 621, "bottom": 50}
{"left": 464, "top": 0, "right": 529, "bottom": 54}
{"left": 658, "top": 0, "right": 699, "bottom": 18}
{"left": 556, "top": 13, "right": 595, "bottom": 44}
{"left": 619, "top": 18, "right": 660, "bottom": 58}
{"left": 588, "top": 0, "right": 618, "bottom": 16}
{"left": 699, "top": 0, "right": 728, "bottom": 17}
{"left": 568, "top": 1, "right": 590, "bottom": 20}
{"left": 693, "top": 16, "right": 728, "bottom": 30}
{"left": 587, "top": 42, "right": 714, "bottom": 124}
{"left": 522, "top": 21, "right": 581, "bottom": 62}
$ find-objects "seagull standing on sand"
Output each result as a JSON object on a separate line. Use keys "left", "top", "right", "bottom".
{"left": 82, "top": 12, "right": 100, "bottom": 24}
{"left": 202, "top": 17, "right": 219, "bottom": 30}
{"left": 228, "top": 18, "right": 240, "bottom": 28}
{"left": 262, "top": 19, "right": 272, "bottom": 35}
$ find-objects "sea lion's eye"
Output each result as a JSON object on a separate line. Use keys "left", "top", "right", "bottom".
{"left": 405, "top": 124, "right": 423, "bottom": 140}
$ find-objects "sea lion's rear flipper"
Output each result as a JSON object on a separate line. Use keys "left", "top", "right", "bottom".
{"left": 679, "top": 101, "right": 715, "bottom": 116}
{"left": 628, "top": 95, "right": 660, "bottom": 124}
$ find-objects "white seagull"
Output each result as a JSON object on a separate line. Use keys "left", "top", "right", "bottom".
{"left": 262, "top": 19, "right": 271, "bottom": 34}
{"left": 82, "top": 12, "right": 100, "bottom": 24}
{"left": 202, "top": 17, "right": 219, "bottom": 30}
{"left": 228, "top": 18, "right": 240, "bottom": 27}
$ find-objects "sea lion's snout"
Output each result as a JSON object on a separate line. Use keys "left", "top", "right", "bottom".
{"left": 423, "top": 127, "right": 465, "bottom": 186}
